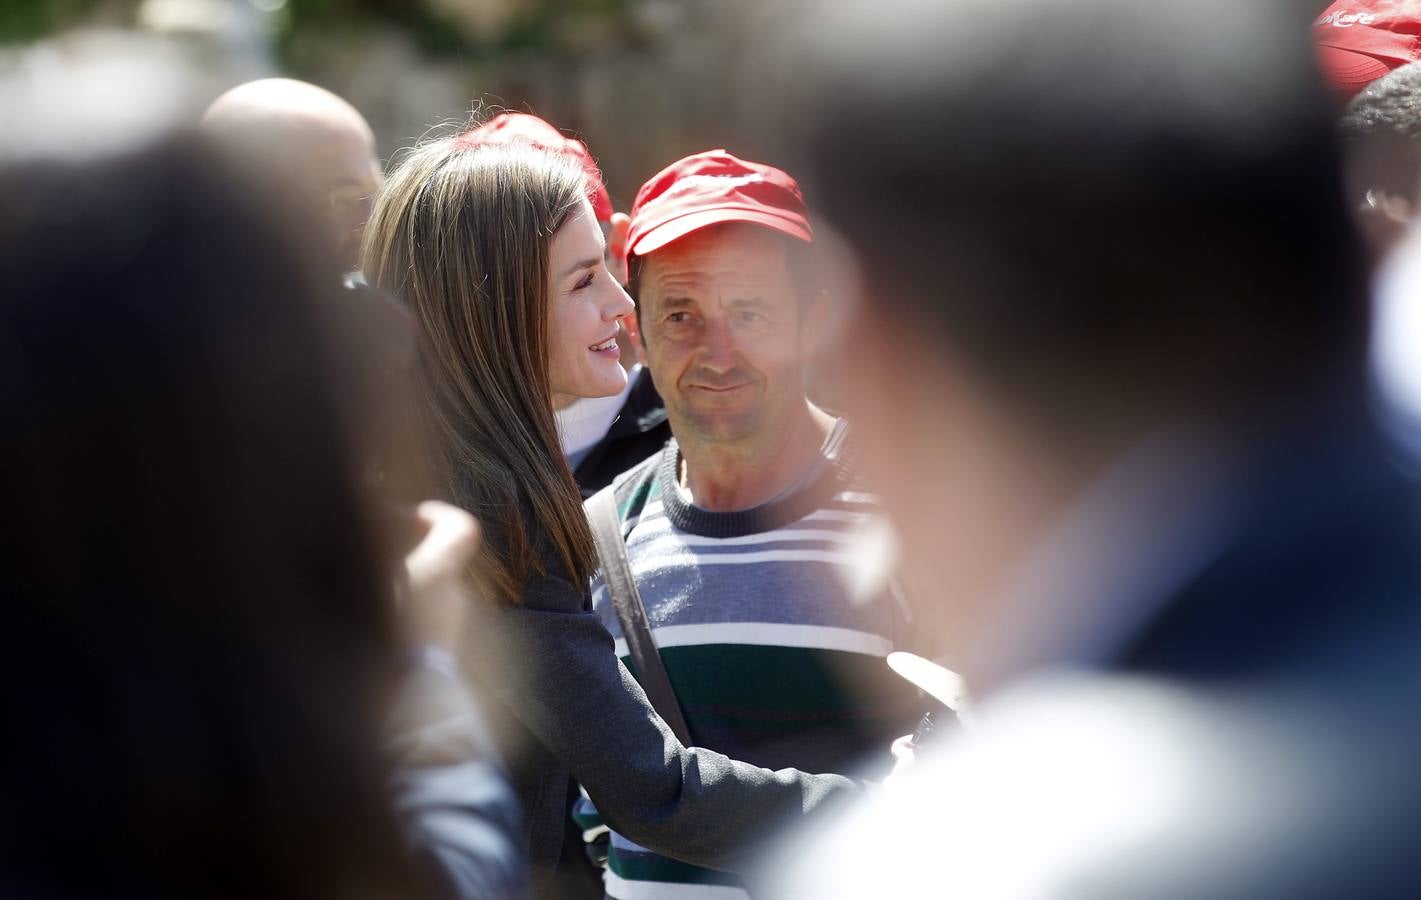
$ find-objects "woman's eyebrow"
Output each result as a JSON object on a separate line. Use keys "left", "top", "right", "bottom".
{"left": 559, "top": 256, "right": 601, "bottom": 278}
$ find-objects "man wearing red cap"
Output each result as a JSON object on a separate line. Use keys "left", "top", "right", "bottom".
{"left": 573, "top": 150, "right": 921, "bottom": 899}
{"left": 457, "top": 113, "right": 671, "bottom": 499}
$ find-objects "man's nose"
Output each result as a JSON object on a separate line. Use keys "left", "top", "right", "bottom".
{"left": 696, "top": 316, "right": 740, "bottom": 372}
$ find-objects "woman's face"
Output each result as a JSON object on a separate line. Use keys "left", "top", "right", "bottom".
{"left": 546, "top": 198, "right": 635, "bottom": 405}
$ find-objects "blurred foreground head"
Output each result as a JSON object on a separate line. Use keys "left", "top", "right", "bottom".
{"left": 1339, "top": 60, "right": 1421, "bottom": 266}
{"left": 203, "top": 78, "right": 381, "bottom": 270}
{"left": 783, "top": 0, "right": 1366, "bottom": 668}
{"left": 760, "top": 4, "right": 1419, "bottom": 896}
{"left": 0, "top": 134, "right": 417, "bottom": 897}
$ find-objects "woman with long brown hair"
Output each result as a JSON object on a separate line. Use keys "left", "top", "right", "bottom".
{"left": 362, "top": 136, "right": 861, "bottom": 894}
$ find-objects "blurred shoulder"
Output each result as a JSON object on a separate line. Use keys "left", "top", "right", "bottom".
{"left": 766, "top": 671, "right": 1415, "bottom": 899}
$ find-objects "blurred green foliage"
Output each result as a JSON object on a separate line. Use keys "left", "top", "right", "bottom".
{"left": 0, "top": 0, "right": 636, "bottom": 56}
{"left": 0, "top": 0, "right": 99, "bottom": 43}
{"left": 279, "top": 0, "right": 636, "bottom": 60}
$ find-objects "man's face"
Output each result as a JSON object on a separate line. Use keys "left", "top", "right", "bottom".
{"left": 639, "top": 224, "right": 811, "bottom": 446}
{"left": 313, "top": 130, "right": 382, "bottom": 270}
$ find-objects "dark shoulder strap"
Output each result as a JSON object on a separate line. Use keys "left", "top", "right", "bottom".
{"left": 586, "top": 485, "right": 693, "bottom": 746}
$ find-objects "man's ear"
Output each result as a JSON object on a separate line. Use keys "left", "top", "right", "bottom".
{"left": 1365, "top": 187, "right": 1413, "bottom": 225}
{"left": 1355, "top": 187, "right": 1414, "bottom": 265}
{"left": 607, "top": 213, "right": 631, "bottom": 286}
{"left": 620, "top": 304, "right": 647, "bottom": 365}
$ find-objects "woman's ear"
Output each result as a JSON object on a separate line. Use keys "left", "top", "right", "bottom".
{"left": 607, "top": 213, "right": 632, "bottom": 286}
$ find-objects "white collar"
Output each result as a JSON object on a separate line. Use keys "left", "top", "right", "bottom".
{"left": 554, "top": 364, "right": 642, "bottom": 459}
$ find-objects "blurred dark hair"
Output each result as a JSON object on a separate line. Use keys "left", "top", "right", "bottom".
{"left": 783, "top": 0, "right": 1366, "bottom": 444}
{"left": 0, "top": 134, "right": 419, "bottom": 898}
{"left": 1340, "top": 60, "right": 1421, "bottom": 146}
{"left": 1339, "top": 60, "right": 1421, "bottom": 203}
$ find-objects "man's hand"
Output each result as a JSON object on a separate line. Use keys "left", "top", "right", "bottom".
{"left": 399, "top": 500, "right": 481, "bottom": 654}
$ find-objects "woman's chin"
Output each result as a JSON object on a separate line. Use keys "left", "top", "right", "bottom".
{"left": 568, "top": 368, "right": 627, "bottom": 400}
{"left": 591, "top": 369, "right": 629, "bottom": 398}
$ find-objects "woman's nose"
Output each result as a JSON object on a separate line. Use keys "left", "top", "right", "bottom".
{"left": 604, "top": 281, "right": 635, "bottom": 320}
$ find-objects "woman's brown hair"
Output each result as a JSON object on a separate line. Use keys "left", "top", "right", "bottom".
{"left": 361, "top": 138, "right": 597, "bottom": 603}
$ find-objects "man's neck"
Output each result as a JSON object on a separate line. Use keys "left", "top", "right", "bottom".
{"left": 678, "top": 401, "right": 836, "bottom": 512}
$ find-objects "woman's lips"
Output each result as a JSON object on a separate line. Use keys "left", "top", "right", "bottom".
{"left": 589, "top": 335, "right": 619, "bottom": 354}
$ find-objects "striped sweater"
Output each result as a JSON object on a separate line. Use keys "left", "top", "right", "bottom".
{"left": 574, "top": 426, "right": 924, "bottom": 899}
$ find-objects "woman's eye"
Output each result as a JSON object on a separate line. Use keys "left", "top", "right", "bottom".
{"left": 573, "top": 271, "right": 595, "bottom": 291}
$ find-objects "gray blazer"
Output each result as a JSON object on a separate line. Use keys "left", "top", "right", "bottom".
{"left": 464, "top": 542, "right": 861, "bottom": 893}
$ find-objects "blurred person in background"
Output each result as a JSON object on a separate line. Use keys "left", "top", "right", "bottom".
{"left": 572, "top": 149, "right": 923, "bottom": 900}
{"left": 201, "top": 75, "right": 427, "bottom": 499}
{"left": 756, "top": 0, "right": 1421, "bottom": 896}
{"left": 1335, "top": 61, "right": 1421, "bottom": 464}
{"left": 0, "top": 133, "right": 525, "bottom": 898}
{"left": 457, "top": 112, "right": 671, "bottom": 499}
{"left": 360, "top": 136, "right": 866, "bottom": 898}
{"left": 202, "top": 77, "right": 382, "bottom": 272}
{"left": 1338, "top": 60, "right": 1421, "bottom": 267}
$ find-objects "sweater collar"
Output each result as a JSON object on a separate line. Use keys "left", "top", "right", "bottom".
{"left": 655, "top": 419, "right": 856, "bottom": 538}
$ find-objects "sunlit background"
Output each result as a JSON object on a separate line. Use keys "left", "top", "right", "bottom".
{"left": 2, "top": 0, "right": 788, "bottom": 205}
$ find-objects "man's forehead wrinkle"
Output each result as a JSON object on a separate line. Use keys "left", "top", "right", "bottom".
{"left": 649, "top": 263, "right": 781, "bottom": 289}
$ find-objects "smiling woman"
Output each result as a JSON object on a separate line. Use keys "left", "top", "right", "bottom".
{"left": 361, "top": 139, "right": 619, "bottom": 606}
{"left": 360, "top": 130, "right": 862, "bottom": 897}
{"left": 547, "top": 198, "right": 636, "bottom": 408}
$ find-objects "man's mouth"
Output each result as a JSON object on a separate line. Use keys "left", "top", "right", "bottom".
{"left": 690, "top": 383, "right": 749, "bottom": 393}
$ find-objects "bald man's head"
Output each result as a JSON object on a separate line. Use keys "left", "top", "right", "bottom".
{"left": 204, "top": 79, "right": 381, "bottom": 269}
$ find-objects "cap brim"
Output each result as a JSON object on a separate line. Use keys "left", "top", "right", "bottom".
{"left": 1317, "top": 44, "right": 1395, "bottom": 98}
{"left": 629, "top": 207, "right": 813, "bottom": 257}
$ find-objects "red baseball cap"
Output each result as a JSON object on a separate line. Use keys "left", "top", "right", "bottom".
{"left": 455, "top": 112, "right": 614, "bottom": 223}
{"left": 1315, "top": 2, "right": 1421, "bottom": 99}
{"left": 627, "top": 149, "right": 813, "bottom": 257}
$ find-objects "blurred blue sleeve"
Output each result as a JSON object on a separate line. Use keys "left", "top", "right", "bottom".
{"left": 393, "top": 759, "right": 527, "bottom": 899}
{"left": 387, "top": 661, "right": 528, "bottom": 899}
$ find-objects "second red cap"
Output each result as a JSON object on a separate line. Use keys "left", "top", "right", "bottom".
{"left": 1314, "top": 2, "right": 1421, "bottom": 99}
{"left": 456, "top": 112, "right": 614, "bottom": 223}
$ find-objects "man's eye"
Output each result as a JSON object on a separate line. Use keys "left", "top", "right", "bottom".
{"left": 667, "top": 312, "right": 690, "bottom": 323}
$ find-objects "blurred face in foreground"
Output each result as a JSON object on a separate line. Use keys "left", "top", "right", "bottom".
{"left": 320, "top": 133, "right": 382, "bottom": 269}
{"left": 639, "top": 224, "right": 810, "bottom": 446}
{"left": 547, "top": 198, "right": 637, "bottom": 406}
{"left": 837, "top": 302, "right": 1060, "bottom": 667}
